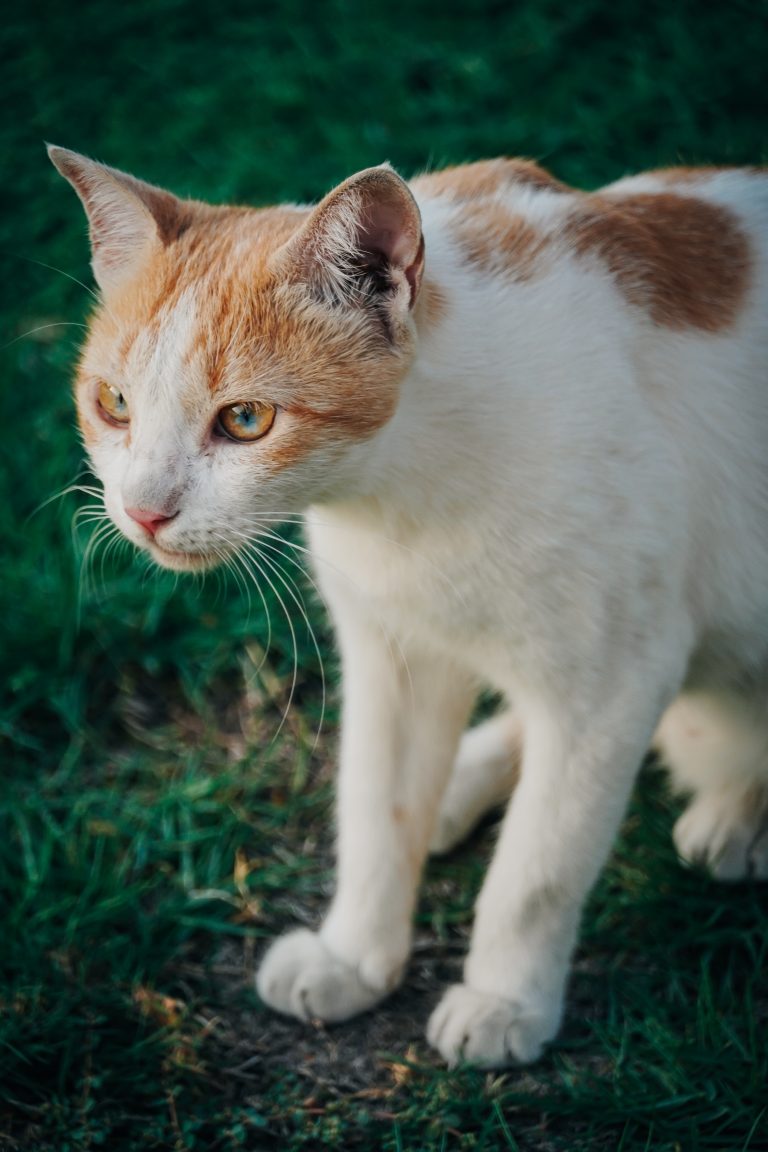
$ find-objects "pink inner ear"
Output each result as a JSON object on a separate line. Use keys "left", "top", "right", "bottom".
{"left": 355, "top": 184, "right": 424, "bottom": 305}
{"left": 270, "top": 164, "right": 425, "bottom": 310}
{"left": 359, "top": 192, "right": 421, "bottom": 268}
{"left": 358, "top": 202, "right": 419, "bottom": 268}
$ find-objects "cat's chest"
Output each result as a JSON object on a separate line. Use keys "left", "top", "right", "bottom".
{"left": 303, "top": 506, "right": 510, "bottom": 653}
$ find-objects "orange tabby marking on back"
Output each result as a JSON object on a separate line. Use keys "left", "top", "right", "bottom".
{"left": 455, "top": 202, "right": 549, "bottom": 281}
{"left": 646, "top": 166, "right": 765, "bottom": 185}
{"left": 564, "top": 192, "right": 751, "bottom": 332}
{"left": 413, "top": 158, "right": 570, "bottom": 200}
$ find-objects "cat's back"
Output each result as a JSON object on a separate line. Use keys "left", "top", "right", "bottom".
{"left": 410, "top": 157, "right": 768, "bottom": 484}
{"left": 411, "top": 158, "right": 768, "bottom": 339}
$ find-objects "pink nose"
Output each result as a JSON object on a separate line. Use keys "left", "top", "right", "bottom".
{"left": 125, "top": 506, "right": 177, "bottom": 537}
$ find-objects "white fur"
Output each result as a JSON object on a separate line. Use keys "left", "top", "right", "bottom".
{"left": 260, "top": 170, "right": 768, "bottom": 1066}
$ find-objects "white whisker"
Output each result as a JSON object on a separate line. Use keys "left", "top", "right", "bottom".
{"left": 253, "top": 525, "right": 415, "bottom": 718}
{"left": 77, "top": 519, "right": 120, "bottom": 611}
{"left": 30, "top": 472, "right": 102, "bottom": 521}
{"left": 1, "top": 320, "right": 88, "bottom": 352}
{"left": 235, "top": 543, "right": 299, "bottom": 745}
{"left": 17, "top": 255, "right": 121, "bottom": 327}
{"left": 237, "top": 510, "right": 469, "bottom": 611}
{"left": 245, "top": 539, "right": 327, "bottom": 751}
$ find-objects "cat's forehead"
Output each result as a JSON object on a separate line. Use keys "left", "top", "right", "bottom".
{"left": 104, "top": 207, "right": 307, "bottom": 384}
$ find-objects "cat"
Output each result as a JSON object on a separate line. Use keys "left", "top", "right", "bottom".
{"left": 49, "top": 145, "right": 768, "bottom": 1068}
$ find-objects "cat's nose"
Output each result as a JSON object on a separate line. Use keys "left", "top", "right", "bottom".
{"left": 125, "top": 506, "right": 178, "bottom": 537}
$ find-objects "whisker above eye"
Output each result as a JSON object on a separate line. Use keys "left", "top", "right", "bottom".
{"left": 1, "top": 320, "right": 88, "bottom": 352}
{"left": 13, "top": 253, "right": 122, "bottom": 329}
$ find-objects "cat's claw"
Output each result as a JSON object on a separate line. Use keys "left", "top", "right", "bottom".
{"left": 427, "top": 983, "right": 555, "bottom": 1068}
{"left": 256, "top": 928, "right": 391, "bottom": 1023}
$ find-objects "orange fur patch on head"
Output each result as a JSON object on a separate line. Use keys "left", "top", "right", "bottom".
{"left": 413, "top": 158, "right": 569, "bottom": 201}
{"left": 455, "top": 202, "right": 549, "bottom": 281}
{"left": 564, "top": 192, "right": 751, "bottom": 332}
{"left": 260, "top": 286, "right": 406, "bottom": 437}
{"left": 76, "top": 193, "right": 410, "bottom": 479}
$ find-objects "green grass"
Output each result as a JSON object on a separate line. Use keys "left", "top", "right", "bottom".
{"left": 2, "top": 0, "right": 768, "bottom": 1148}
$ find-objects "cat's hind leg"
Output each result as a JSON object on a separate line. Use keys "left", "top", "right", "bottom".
{"left": 655, "top": 689, "right": 768, "bottom": 880}
{"left": 429, "top": 709, "right": 521, "bottom": 854}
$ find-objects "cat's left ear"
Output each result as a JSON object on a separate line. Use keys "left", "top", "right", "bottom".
{"left": 47, "top": 145, "right": 185, "bottom": 294}
{"left": 274, "top": 164, "right": 424, "bottom": 327}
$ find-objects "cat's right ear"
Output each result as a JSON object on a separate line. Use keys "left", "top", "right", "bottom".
{"left": 272, "top": 164, "right": 424, "bottom": 331}
{"left": 47, "top": 145, "right": 184, "bottom": 294}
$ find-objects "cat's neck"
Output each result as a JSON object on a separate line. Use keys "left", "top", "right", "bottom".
{"left": 317, "top": 208, "right": 535, "bottom": 520}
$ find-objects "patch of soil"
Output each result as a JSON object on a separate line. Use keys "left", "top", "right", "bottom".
{"left": 206, "top": 935, "right": 465, "bottom": 1097}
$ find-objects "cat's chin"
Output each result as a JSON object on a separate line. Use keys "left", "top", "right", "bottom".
{"left": 146, "top": 542, "right": 217, "bottom": 573}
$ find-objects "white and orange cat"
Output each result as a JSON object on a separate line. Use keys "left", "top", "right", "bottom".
{"left": 50, "top": 145, "right": 768, "bottom": 1068}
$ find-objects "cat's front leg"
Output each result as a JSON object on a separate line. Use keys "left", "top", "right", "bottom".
{"left": 428, "top": 667, "right": 682, "bottom": 1067}
{"left": 257, "top": 610, "right": 475, "bottom": 1023}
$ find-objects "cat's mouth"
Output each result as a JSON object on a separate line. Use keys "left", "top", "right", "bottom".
{"left": 146, "top": 540, "right": 218, "bottom": 573}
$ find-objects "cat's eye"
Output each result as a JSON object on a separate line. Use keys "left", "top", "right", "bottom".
{"left": 216, "top": 401, "right": 276, "bottom": 442}
{"left": 97, "top": 380, "right": 130, "bottom": 426}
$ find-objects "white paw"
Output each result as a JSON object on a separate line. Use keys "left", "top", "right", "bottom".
{"left": 256, "top": 928, "right": 393, "bottom": 1023}
{"left": 426, "top": 983, "right": 557, "bottom": 1068}
{"left": 674, "top": 795, "right": 768, "bottom": 881}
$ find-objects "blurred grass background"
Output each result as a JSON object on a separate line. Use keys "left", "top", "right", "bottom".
{"left": 1, "top": 1, "right": 768, "bottom": 1148}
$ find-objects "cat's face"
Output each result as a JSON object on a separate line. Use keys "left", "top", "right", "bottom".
{"left": 50, "top": 148, "right": 425, "bottom": 571}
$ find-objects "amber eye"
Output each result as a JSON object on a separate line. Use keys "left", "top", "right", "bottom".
{"left": 97, "top": 380, "right": 130, "bottom": 426}
{"left": 216, "top": 401, "right": 276, "bottom": 442}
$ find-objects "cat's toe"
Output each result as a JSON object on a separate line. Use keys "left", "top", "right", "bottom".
{"left": 673, "top": 796, "right": 768, "bottom": 881}
{"left": 256, "top": 928, "right": 389, "bottom": 1023}
{"left": 427, "top": 983, "right": 553, "bottom": 1068}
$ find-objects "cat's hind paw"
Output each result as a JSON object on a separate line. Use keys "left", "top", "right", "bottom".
{"left": 426, "top": 983, "right": 555, "bottom": 1068}
{"left": 673, "top": 793, "right": 768, "bottom": 881}
{"left": 430, "top": 712, "right": 520, "bottom": 855}
{"left": 429, "top": 803, "right": 479, "bottom": 856}
{"left": 256, "top": 928, "right": 390, "bottom": 1023}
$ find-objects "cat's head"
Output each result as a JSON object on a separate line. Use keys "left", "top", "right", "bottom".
{"left": 49, "top": 147, "right": 425, "bottom": 571}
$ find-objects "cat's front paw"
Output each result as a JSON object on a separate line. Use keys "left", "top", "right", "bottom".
{"left": 256, "top": 928, "right": 392, "bottom": 1023}
{"left": 426, "top": 983, "right": 557, "bottom": 1068}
